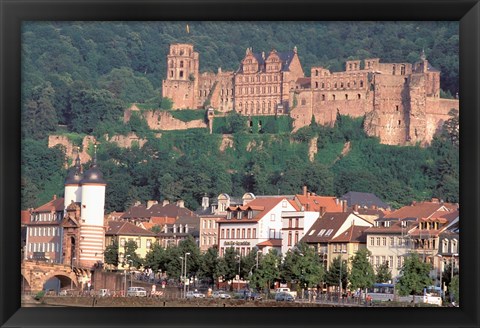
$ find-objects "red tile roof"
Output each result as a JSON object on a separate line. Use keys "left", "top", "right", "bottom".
{"left": 257, "top": 239, "right": 282, "bottom": 247}
{"left": 330, "top": 225, "right": 369, "bottom": 243}
{"left": 383, "top": 202, "right": 450, "bottom": 220}
{"left": 301, "top": 212, "right": 360, "bottom": 243}
{"left": 21, "top": 210, "right": 30, "bottom": 225}
{"left": 294, "top": 194, "right": 343, "bottom": 212}
{"left": 219, "top": 197, "right": 284, "bottom": 223}
{"left": 106, "top": 221, "right": 156, "bottom": 236}
{"left": 33, "top": 196, "right": 64, "bottom": 213}
{"left": 150, "top": 217, "right": 176, "bottom": 225}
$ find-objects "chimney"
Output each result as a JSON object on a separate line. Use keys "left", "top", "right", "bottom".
{"left": 353, "top": 204, "right": 359, "bottom": 212}
{"left": 431, "top": 198, "right": 439, "bottom": 203}
{"left": 162, "top": 200, "right": 170, "bottom": 206}
{"left": 147, "top": 200, "right": 158, "bottom": 209}
{"left": 303, "top": 186, "right": 307, "bottom": 196}
{"left": 342, "top": 200, "right": 347, "bottom": 212}
{"left": 319, "top": 206, "right": 326, "bottom": 216}
{"left": 372, "top": 205, "right": 377, "bottom": 210}
{"left": 176, "top": 200, "right": 185, "bottom": 208}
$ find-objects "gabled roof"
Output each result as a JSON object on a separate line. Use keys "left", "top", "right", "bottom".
{"left": 106, "top": 221, "right": 156, "bottom": 237}
{"left": 33, "top": 196, "right": 64, "bottom": 213}
{"left": 330, "top": 225, "right": 369, "bottom": 243}
{"left": 237, "top": 50, "right": 296, "bottom": 73}
{"left": 364, "top": 219, "right": 417, "bottom": 234}
{"left": 218, "top": 197, "right": 285, "bottom": 223}
{"left": 294, "top": 194, "right": 343, "bottom": 212}
{"left": 302, "top": 212, "right": 357, "bottom": 243}
{"left": 383, "top": 202, "right": 449, "bottom": 220}
{"left": 340, "top": 191, "right": 389, "bottom": 209}
{"left": 257, "top": 239, "right": 282, "bottom": 247}
{"left": 121, "top": 202, "right": 197, "bottom": 220}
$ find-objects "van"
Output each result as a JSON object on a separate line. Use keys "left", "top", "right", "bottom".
{"left": 127, "top": 287, "right": 147, "bottom": 297}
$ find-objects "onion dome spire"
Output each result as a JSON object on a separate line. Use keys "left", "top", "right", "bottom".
{"left": 65, "top": 146, "right": 83, "bottom": 185}
{"left": 80, "top": 142, "right": 106, "bottom": 185}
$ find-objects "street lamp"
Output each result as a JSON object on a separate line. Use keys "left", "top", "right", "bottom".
{"left": 179, "top": 256, "right": 184, "bottom": 298}
{"left": 236, "top": 255, "right": 241, "bottom": 292}
{"left": 124, "top": 254, "right": 130, "bottom": 297}
{"left": 184, "top": 252, "right": 190, "bottom": 298}
{"left": 339, "top": 257, "right": 343, "bottom": 304}
{"left": 436, "top": 254, "right": 443, "bottom": 299}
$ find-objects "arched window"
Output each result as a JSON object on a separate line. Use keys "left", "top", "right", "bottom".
{"left": 345, "top": 94, "right": 348, "bottom": 100}
{"left": 315, "top": 70, "right": 319, "bottom": 76}
{"left": 322, "top": 95, "right": 325, "bottom": 101}
{"left": 321, "top": 82, "right": 325, "bottom": 88}
{"left": 357, "top": 94, "right": 361, "bottom": 99}
{"left": 332, "top": 94, "right": 336, "bottom": 100}
{"left": 360, "top": 80, "right": 364, "bottom": 87}
{"left": 315, "top": 82, "right": 319, "bottom": 88}
{"left": 180, "top": 61, "right": 184, "bottom": 68}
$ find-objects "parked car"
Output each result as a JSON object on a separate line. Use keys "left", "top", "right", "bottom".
{"left": 274, "top": 287, "right": 297, "bottom": 299}
{"left": 275, "top": 292, "right": 295, "bottom": 302}
{"left": 126, "top": 287, "right": 147, "bottom": 297}
{"left": 98, "top": 289, "right": 110, "bottom": 297}
{"left": 212, "top": 291, "right": 231, "bottom": 299}
{"left": 186, "top": 290, "right": 206, "bottom": 299}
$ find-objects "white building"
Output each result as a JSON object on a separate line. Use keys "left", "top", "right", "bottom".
{"left": 218, "top": 197, "right": 297, "bottom": 256}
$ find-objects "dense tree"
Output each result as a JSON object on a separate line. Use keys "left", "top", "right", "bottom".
{"left": 349, "top": 248, "right": 375, "bottom": 291}
{"left": 325, "top": 256, "right": 348, "bottom": 292}
{"left": 375, "top": 262, "right": 393, "bottom": 283}
{"left": 22, "top": 82, "right": 58, "bottom": 139}
{"left": 104, "top": 240, "right": 119, "bottom": 269}
{"left": 250, "top": 249, "right": 282, "bottom": 294}
{"left": 397, "top": 253, "right": 433, "bottom": 304}
{"left": 122, "top": 240, "right": 143, "bottom": 269}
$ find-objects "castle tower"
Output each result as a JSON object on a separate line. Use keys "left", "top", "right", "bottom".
{"left": 78, "top": 144, "right": 106, "bottom": 269}
{"left": 64, "top": 147, "right": 83, "bottom": 209}
{"left": 162, "top": 43, "right": 199, "bottom": 109}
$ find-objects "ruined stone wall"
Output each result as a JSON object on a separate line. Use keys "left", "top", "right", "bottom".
{"left": 141, "top": 110, "right": 207, "bottom": 130}
{"left": 207, "top": 71, "right": 235, "bottom": 112}
{"left": 365, "top": 74, "right": 410, "bottom": 145}
{"left": 407, "top": 74, "right": 427, "bottom": 144}
{"left": 424, "top": 98, "right": 459, "bottom": 143}
{"left": 48, "top": 135, "right": 95, "bottom": 167}
{"left": 162, "top": 79, "right": 196, "bottom": 109}
{"left": 106, "top": 133, "right": 147, "bottom": 148}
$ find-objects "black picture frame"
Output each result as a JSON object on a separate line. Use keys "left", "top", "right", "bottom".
{"left": 1, "top": 0, "right": 479, "bottom": 327}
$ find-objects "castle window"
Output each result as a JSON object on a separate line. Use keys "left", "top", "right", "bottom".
{"left": 398, "top": 120, "right": 401, "bottom": 126}
{"left": 360, "top": 81, "right": 364, "bottom": 87}
{"left": 204, "top": 90, "right": 207, "bottom": 97}
{"left": 332, "top": 94, "right": 336, "bottom": 100}
{"left": 334, "top": 82, "right": 338, "bottom": 88}
{"left": 345, "top": 94, "right": 348, "bottom": 100}
{"left": 315, "top": 82, "right": 318, "bottom": 88}
{"left": 315, "top": 70, "right": 319, "bottom": 76}
{"left": 392, "top": 65, "right": 396, "bottom": 75}
{"left": 180, "top": 61, "right": 184, "bottom": 68}
{"left": 347, "top": 82, "right": 350, "bottom": 88}
{"left": 262, "top": 76, "right": 265, "bottom": 82}
{"left": 262, "top": 101, "right": 266, "bottom": 110}
{"left": 322, "top": 95, "right": 325, "bottom": 101}
{"left": 169, "top": 61, "right": 173, "bottom": 68}
{"left": 321, "top": 82, "right": 325, "bottom": 88}
{"left": 256, "top": 86, "right": 260, "bottom": 94}
{"left": 262, "top": 86, "right": 266, "bottom": 94}
{"left": 341, "top": 82, "right": 344, "bottom": 88}
{"left": 179, "top": 71, "right": 184, "bottom": 78}
{"left": 301, "top": 98, "right": 306, "bottom": 105}
{"left": 401, "top": 65, "right": 406, "bottom": 75}
{"left": 396, "top": 105, "right": 399, "bottom": 111}
{"left": 180, "top": 49, "right": 184, "bottom": 55}
{"left": 274, "top": 76, "right": 278, "bottom": 81}
{"left": 256, "top": 76, "right": 260, "bottom": 82}
{"left": 170, "top": 70, "right": 173, "bottom": 78}
{"left": 357, "top": 94, "right": 361, "bottom": 99}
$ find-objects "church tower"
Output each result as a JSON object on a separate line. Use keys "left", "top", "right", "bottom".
{"left": 78, "top": 144, "right": 107, "bottom": 269}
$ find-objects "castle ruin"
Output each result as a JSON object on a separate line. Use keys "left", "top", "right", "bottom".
{"left": 162, "top": 44, "right": 459, "bottom": 146}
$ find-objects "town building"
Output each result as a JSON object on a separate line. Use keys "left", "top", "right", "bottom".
{"left": 218, "top": 197, "right": 297, "bottom": 256}
{"left": 105, "top": 221, "right": 156, "bottom": 269}
{"left": 162, "top": 43, "right": 459, "bottom": 146}
{"left": 365, "top": 200, "right": 458, "bottom": 279}
{"left": 301, "top": 212, "right": 373, "bottom": 270}
{"left": 24, "top": 195, "right": 64, "bottom": 263}
{"left": 280, "top": 186, "right": 347, "bottom": 255}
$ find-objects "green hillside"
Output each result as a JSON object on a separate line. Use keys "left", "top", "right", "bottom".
{"left": 20, "top": 21, "right": 459, "bottom": 211}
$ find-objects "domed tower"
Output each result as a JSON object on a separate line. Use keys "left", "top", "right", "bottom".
{"left": 78, "top": 144, "right": 107, "bottom": 269}
{"left": 64, "top": 147, "right": 83, "bottom": 209}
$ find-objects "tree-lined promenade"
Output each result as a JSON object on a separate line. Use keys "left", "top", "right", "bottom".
{"left": 103, "top": 236, "right": 459, "bottom": 303}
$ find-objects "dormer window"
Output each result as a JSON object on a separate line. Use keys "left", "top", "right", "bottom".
{"left": 227, "top": 212, "right": 232, "bottom": 220}
{"left": 237, "top": 211, "right": 242, "bottom": 220}
{"left": 248, "top": 210, "right": 253, "bottom": 219}
{"left": 325, "top": 229, "right": 333, "bottom": 236}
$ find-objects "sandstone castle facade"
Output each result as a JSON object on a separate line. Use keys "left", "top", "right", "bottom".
{"left": 162, "top": 43, "right": 459, "bottom": 146}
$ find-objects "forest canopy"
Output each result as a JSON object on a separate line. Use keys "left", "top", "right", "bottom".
{"left": 20, "top": 21, "right": 459, "bottom": 211}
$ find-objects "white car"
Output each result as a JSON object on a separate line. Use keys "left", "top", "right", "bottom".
{"left": 127, "top": 287, "right": 147, "bottom": 297}
{"left": 212, "top": 291, "right": 231, "bottom": 299}
{"left": 186, "top": 290, "right": 205, "bottom": 299}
